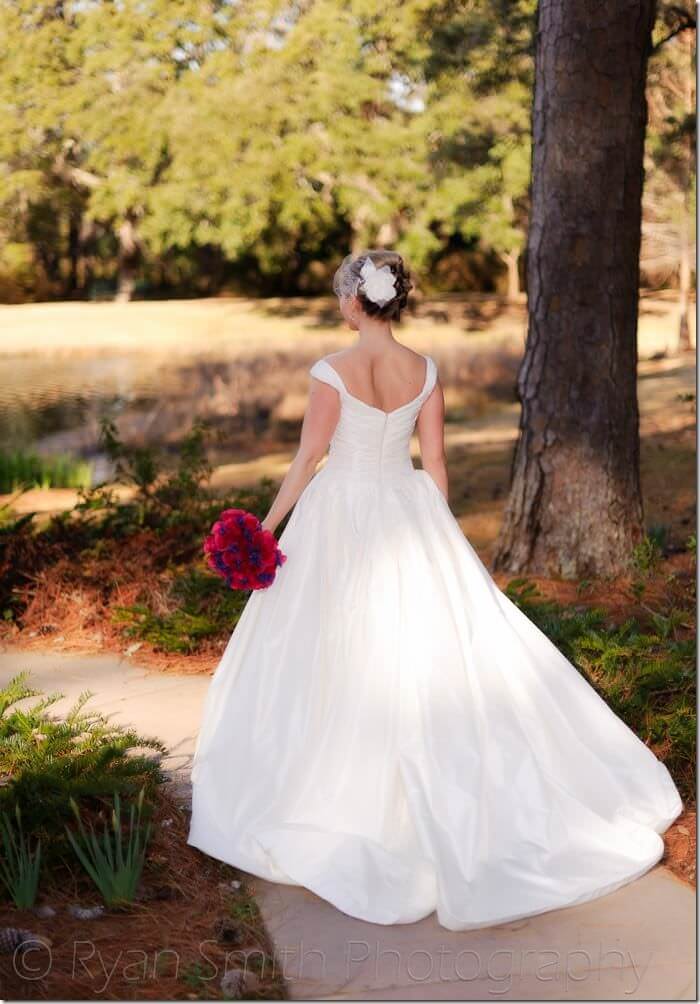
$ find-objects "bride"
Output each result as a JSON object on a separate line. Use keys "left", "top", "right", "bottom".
{"left": 187, "top": 249, "right": 683, "bottom": 931}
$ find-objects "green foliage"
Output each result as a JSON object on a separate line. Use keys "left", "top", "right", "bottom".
{"left": 74, "top": 416, "right": 275, "bottom": 536}
{"left": 644, "top": 9, "right": 696, "bottom": 289}
{"left": 112, "top": 567, "right": 250, "bottom": 653}
{"left": 505, "top": 577, "right": 695, "bottom": 800}
{"left": 181, "top": 960, "right": 218, "bottom": 995}
{"left": 0, "top": 803, "right": 42, "bottom": 908}
{"left": 84, "top": 415, "right": 215, "bottom": 531}
{"left": 65, "top": 787, "right": 153, "bottom": 907}
{"left": 0, "top": 415, "right": 279, "bottom": 645}
{"left": 0, "top": 449, "right": 92, "bottom": 493}
{"left": 504, "top": 578, "right": 607, "bottom": 664}
{"left": 632, "top": 530, "right": 667, "bottom": 576}
{"left": 0, "top": 672, "right": 166, "bottom": 860}
{"left": 0, "top": 0, "right": 538, "bottom": 296}
{"left": 0, "top": 0, "right": 690, "bottom": 299}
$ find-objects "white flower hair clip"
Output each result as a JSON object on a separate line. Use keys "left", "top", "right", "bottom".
{"left": 359, "top": 258, "right": 397, "bottom": 306}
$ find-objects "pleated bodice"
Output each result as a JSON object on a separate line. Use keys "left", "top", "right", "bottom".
{"left": 308, "top": 355, "right": 437, "bottom": 481}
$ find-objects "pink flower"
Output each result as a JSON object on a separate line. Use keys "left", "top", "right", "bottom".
{"left": 202, "top": 508, "right": 287, "bottom": 590}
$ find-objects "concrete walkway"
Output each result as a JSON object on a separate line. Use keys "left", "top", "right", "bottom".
{"left": 252, "top": 871, "right": 695, "bottom": 1000}
{"left": 0, "top": 647, "right": 207, "bottom": 801}
{"left": 1, "top": 648, "right": 695, "bottom": 1001}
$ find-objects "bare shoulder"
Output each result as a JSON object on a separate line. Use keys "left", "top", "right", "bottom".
{"left": 325, "top": 348, "right": 354, "bottom": 365}
{"left": 329, "top": 345, "right": 426, "bottom": 371}
{"left": 393, "top": 345, "right": 433, "bottom": 383}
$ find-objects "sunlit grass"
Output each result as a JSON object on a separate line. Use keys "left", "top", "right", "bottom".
{"left": 0, "top": 448, "right": 92, "bottom": 493}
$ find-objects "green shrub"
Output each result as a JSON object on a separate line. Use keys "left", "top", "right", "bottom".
{"left": 112, "top": 568, "right": 250, "bottom": 652}
{"left": 0, "top": 672, "right": 167, "bottom": 862}
{"left": 0, "top": 416, "right": 279, "bottom": 636}
{"left": 632, "top": 529, "right": 667, "bottom": 575}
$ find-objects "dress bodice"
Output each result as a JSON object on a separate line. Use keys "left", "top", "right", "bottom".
{"left": 308, "top": 354, "right": 438, "bottom": 481}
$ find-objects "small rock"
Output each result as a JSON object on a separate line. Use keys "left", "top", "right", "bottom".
{"left": 68, "top": 905, "right": 105, "bottom": 920}
{"left": 218, "top": 879, "right": 241, "bottom": 892}
{"left": 677, "top": 825, "right": 690, "bottom": 835}
{"left": 220, "top": 968, "right": 261, "bottom": 999}
{"left": 125, "top": 642, "right": 143, "bottom": 656}
{"left": 161, "top": 817, "right": 173, "bottom": 828}
{"left": 33, "top": 905, "right": 56, "bottom": 919}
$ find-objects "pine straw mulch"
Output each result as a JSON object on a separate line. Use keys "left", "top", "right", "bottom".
{"left": 1, "top": 528, "right": 695, "bottom": 673}
{"left": 0, "top": 785, "right": 287, "bottom": 1001}
{"left": 491, "top": 550, "right": 696, "bottom": 629}
{"left": 660, "top": 808, "right": 697, "bottom": 888}
{"left": 0, "top": 523, "right": 228, "bottom": 675}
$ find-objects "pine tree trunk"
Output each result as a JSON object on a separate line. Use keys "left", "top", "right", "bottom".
{"left": 115, "top": 218, "right": 141, "bottom": 303}
{"left": 679, "top": 216, "right": 692, "bottom": 352}
{"left": 66, "top": 208, "right": 81, "bottom": 298}
{"left": 493, "top": 0, "right": 655, "bottom": 579}
{"left": 503, "top": 250, "right": 520, "bottom": 303}
{"left": 678, "top": 30, "right": 694, "bottom": 354}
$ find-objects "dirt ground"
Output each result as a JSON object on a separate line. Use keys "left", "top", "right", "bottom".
{"left": 0, "top": 787, "right": 286, "bottom": 1001}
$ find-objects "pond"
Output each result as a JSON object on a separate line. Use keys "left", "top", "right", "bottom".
{"left": 0, "top": 297, "right": 524, "bottom": 491}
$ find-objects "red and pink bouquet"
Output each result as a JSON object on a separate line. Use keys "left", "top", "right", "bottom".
{"left": 203, "top": 508, "right": 287, "bottom": 590}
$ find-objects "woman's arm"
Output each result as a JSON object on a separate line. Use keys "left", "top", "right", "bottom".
{"left": 416, "top": 379, "right": 448, "bottom": 500}
{"left": 260, "top": 378, "right": 340, "bottom": 533}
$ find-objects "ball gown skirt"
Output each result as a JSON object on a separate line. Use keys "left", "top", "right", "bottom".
{"left": 187, "top": 354, "right": 683, "bottom": 931}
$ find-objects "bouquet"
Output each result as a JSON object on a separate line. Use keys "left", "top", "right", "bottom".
{"left": 203, "top": 508, "right": 287, "bottom": 590}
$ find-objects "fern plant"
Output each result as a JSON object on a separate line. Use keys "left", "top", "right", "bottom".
{"left": 0, "top": 803, "right": 41, "bottom": 907}
{"left": 65, "top": 788, "right": 153, "bottom": 907}
{"left": 0, "top": 672, "right": 167, "bottom": 859}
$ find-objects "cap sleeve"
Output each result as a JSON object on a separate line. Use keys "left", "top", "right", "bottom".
{"left": 309, "top": 358, "right": 346, "bottom": 396}
{"left": 422, "top": 355, "right": 438, "bottom": 400}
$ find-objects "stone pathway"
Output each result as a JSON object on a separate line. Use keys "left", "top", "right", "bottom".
{"left": 1, "top": 648, "right": 695, "bottom": 1001}
{"left": 0, "top": 647, "right": 206, "bottom": 801}
{"left": 252, "top": 872, "right": 695, "bottom": 1000}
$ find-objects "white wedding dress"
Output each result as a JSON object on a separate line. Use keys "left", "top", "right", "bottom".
{"left": 187, "top": 353, "right": 683, "bottom": 931}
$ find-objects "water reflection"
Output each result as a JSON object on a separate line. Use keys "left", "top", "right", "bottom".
{"left": 0, "top": 346, "right": 519, "bottom": 488}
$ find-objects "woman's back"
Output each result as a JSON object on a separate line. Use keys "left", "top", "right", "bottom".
{"left": 308, "top": 351, "right": 437, "bottom": 481}
{"left": 324, "top": 346, "right": 429, "bottom": 415}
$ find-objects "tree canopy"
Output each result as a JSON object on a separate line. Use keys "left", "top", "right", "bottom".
{"left": 0, "top": 0, "right": 694, "bottom": 300}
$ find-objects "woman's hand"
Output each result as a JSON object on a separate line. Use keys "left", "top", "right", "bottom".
{"left": 260, "top": 516, "right": 277, "bottom": 535}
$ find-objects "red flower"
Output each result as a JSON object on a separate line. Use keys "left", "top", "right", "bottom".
{"left": 203, "top": 508, "right": 287, "bottom": 590}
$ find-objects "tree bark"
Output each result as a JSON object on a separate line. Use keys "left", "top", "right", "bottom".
{"left": 678, "top": 29, "right": 694, "bottom": 353}
{"left": 501, "top": 250, "right": 521, "bottom": 303}
{"left": 115, "top": 217, "right": 142, "bottom": 302}
{"left": 678, "top": 206, "right": 692, "bottom": 351}
{"left": 493, "top": 0, "right": 656, "bottom": 579}
{"left": 66, "top": 207, "right": 81, "bottom": 298}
